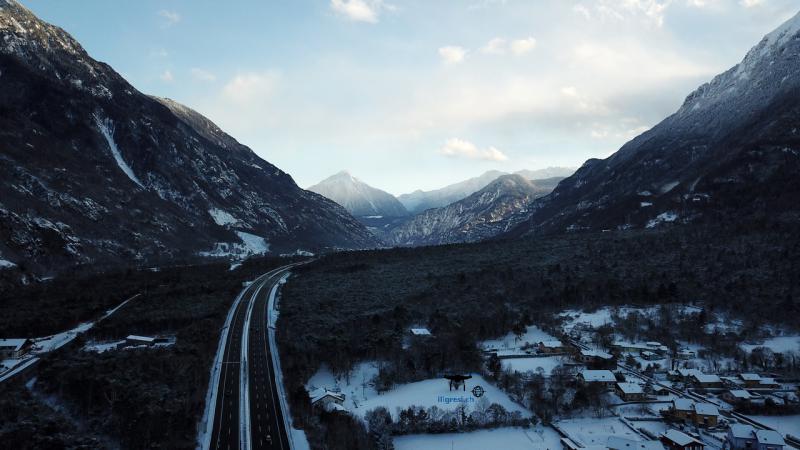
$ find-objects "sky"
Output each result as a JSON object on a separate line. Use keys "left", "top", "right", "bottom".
{"left": 21, "top": 0, "right": 800, "bottom": 195}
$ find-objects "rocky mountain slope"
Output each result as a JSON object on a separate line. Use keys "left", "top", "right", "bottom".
{"left": 398, "top": 167, "right": 573, "bottom": 214}
{"left": 0, "top": 0, "right": 377, "bottom": 277}
{"left": 308, "top": 171, "right": 408, "bottom": 218}
{"left": 507, "top": 11, "right": 800, "bottom": 237}
{"left": 386, "top": 174, "right": 557, "bottom": 247}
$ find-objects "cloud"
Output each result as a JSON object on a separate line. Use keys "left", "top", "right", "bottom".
{"left": 191, "top": 68, "right": 217, "bottom": 82}
{"left": 160, "top": 70, "right": 174, "bottom": 82}
{"left": 480, "top": 37, "right": 537, "bottom": 55}
{"left": 221, "top": 72, "right": 279, "bottom": 105}
{"left": 572, "top": 0, "right": 671, "bottom": 27}
{"left": 158, "top": 10, "right": 181, "bottom": 27}
{"left": 438, "top": 46, "right": 467, "bottom": 64}
{"left": 740, "top": 0, "right": 763, "bottom": 7}
{"left": 330, "top": 0, "right": 391, "bottom": 23}
{"left": 510, "top": 37, "right": 537, "bottom": 55}
{"left": 440, "top": 138, "right": 508, "bottom": 161}
{"left": 481, "top": 37, "right": 507, "bottom": 54}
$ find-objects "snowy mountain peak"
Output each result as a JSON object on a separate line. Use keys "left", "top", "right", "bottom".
{"left": 309, "top": 172, "right": 408, "bottom": 218}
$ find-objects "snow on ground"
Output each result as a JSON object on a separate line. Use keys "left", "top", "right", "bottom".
{"left": 290, "top": 428, "right": 311, "bottom": 450}
{"left": 235, "top": 231, "right": 269, "bottom": 254}
{"left": 631, "top": 419, "right": 670, "bottom": 437}
{"left": 208, "top": 208, "right": 238, "bottom": 226}
{"left": 306, "top": 362, "right": 531, "bottom": 420}
{"left": 501, "top": 355, "right": 567, "bottom": 375}
{"left": 83, "top": 340, "right": 125, "bottom": 353}
{"left": 482, "top": 325, "right": 558, "bottom": 352}
{"left": 747, "top": 415, "right": 800, "bottom": 438}
{"left": 555, "top": 417, "right": 643, "bottom": 446}
{"left": 646, "top": 211, "right": 678, "bottom": 229}
{"left": 740, "top": 335, "right": 800, "bottom": 354}
{"left": 0, "top": 258, "right": 16, "bottom": 269}
{"left": 395, "top": 425, "right": 562, "bottom": 450}
{"left": 94, "top": 115, "right": 145, "bottom": 188}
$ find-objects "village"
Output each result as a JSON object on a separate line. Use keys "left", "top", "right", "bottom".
{"left": 304, "top": 305, "right": 800, "bottom": 450}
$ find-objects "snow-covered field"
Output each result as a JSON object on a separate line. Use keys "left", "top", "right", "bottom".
{"left": 481, "top": 325, "right": 558, "bottom": 352}
{"left": 394, "top": 425, "right": 562, "bottom": 450}
{"left": 306, "top": 362, "right": 531, "bottom": 420}
{"left": 740, "top": 335, "right": 800, "bottom": 354}
{"left": 747, "top": 415, "right": 800, "bottom": 438}
{"left": 555, "top": 417, "right": 643, "bottom": 446}
{"left": 501, "top": 355, "right": 567, "bottom": 375}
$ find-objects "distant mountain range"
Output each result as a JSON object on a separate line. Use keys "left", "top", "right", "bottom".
{"left": 506, "top": 11, "right": 800, "bottom": 237}
{"left": 308, "top": 171, "right": 408, "bottom": 218}
{"left": 386, "top": 174, "right": 560, "bottom": 247}
{"left": 397, "top": 167, "right": 575, "bottom": 214}
{"left": 0, "top": 1, "right": 378, "bottom": 277}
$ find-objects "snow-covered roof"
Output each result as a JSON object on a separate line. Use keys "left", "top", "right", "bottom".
{"left": 0, "top": 339, "right": 29, "bottom": 351}
{"left": 617, "top": 382, "right": 644, "bottom": 394}
{"left": 678, "top": 368, "right": 701, "bottom": 377}
{"left": 309, "top": 388, "right": 344, "bottom": 404}
{"left": 126, "top": 335, "right": 155, "bottom": 343}
{"left": 692, "top": 373, "right": 721, "bottom": 383}
{"left": 579, "top": 369, "right": 616, "bottom": 382}
{"left": 662, "top": 430, "right": 701, "bottom": 446}
{"left": 323, "top": 402, "right": 347, "bottom": 413}
{"left": 539, "top": 340, "right": 563, "bottom": 348}
{"left": 740, "top": 373, "right": 761, "bottom": 381}
{"left": 410, "top": 328, "right": 431, "bottom": 336}
{"left": 607, "top": 437, "right": 665, "bottom": 450}
{"left": 673, "top": 398, "right": 694, "bottom": 410}
{"left": 693, "top": 403, "right": 719, "bottom": 416}
{"left": 728, "top": 389, "right": 752, "bottom": 399}
{"left": 759, "top": 377, "right": 777, "bottom": 385}
{"left": 729, "top": 424, "right": 755, "bottom": 439}
{"left": 755, "top": 430, "right": 786, "bottom": 446}
{"left": 581, "top": 349, "right": 613, "bottom": 359}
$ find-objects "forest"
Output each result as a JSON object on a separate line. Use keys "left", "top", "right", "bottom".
{"left": 277, "top": 219, "right": 800, "bottom": 449}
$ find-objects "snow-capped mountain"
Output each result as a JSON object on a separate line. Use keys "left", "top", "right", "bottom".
{"left": 507, "top": 11, "right": 800, "bottom": 236}
{"left": 386, "top": 174, "right": 557, "bottom": 247}
{"left": 397, "top": 168, "right": 574, "bottom": 214}
{"left": 0, "top": 0, "right": 378, "bottom": 276}
{"left": 308, "top": 171, "right": 408, "bottom": 218}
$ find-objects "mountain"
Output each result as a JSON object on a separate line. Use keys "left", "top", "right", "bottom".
{"left": 397, "top": 167, "right": 574, "bottom": 214}
{"left": 0, "top": 0, "right": 377, "bottom": 276}
{"left": 507, "top": 12, "right": 800, "bottom": 237}
{"left": 308, "top": 171, "right": 408, "bottom": 218}
{"left": 386, "top": 174, "right": 556, "bottom": 247}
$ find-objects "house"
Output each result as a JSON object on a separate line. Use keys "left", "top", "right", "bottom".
{"left": 671, "top": 398, "right": 694, "bottom": 420}
{"left": 675, "top": 349, "right": 696, "bottom": 360}
{"left": 754, "top": 430, "right": 785, "bottom": 450}
{"left": 669, "top": 368, "right": 701, "bottom": 382}
{"left": 538, "top": 340, "right": 565, "bottom": 354}
{"left": 309, "top": 388, "right": 346, "bottom": 411}
{"left": 612, "top": 341, "right": 669, "bottom": 356}
{"left": 692, "top": 403, "right": 719, "bottom": 428}
{"left": 0, "top": 338, "right": 33, "bottom": 359}
{"left": 728, "top": 425, "right": 786, "bottom": 450}
{"left": 577, "top": 369, "right": 617, "bottom": 386}
{"left": 125, "top": 335, "right": 156, "bottom": 347}
{"left": 758, "top": 378, "right": 780, "bottom": 389}
{"left": 579, "top": 349, "right": 616, "bottom": 369}
{"left": 608, "top": 437, "right": 665, "bottom": 450}
{"left": 616, "top": 382, "right": 647, "bottom": 401}
{"left": 739, "top": 373, "right": 763, "bottom": 388}
{"left": 660, "top": 430, "right": 705, "bottom": 450}
{"left": 691, "top": 373, "right": 723, "bottom": 389}
{"left": 728, "top": 424, "right": 758, "bottom": 450}
{"left": 723, "top": 389, "right": 754, "bottom": 404}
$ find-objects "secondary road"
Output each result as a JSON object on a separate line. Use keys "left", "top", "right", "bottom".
{"left": 208, "top": 264, "right": 299, "bottom": 450}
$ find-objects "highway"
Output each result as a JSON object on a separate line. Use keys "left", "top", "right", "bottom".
{"left": 208, "top": 264, "right": 298, "bottom": 450}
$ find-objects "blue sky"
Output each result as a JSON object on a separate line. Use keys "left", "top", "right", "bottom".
{"left": 21, "top": 0, "right": 800, "bottom": 195}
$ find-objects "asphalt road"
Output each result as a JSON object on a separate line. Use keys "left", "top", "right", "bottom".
{"left": 209, "top": 266, "right": 295, "bottom": 450}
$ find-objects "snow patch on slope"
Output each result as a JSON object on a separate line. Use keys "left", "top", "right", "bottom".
{"left": 94, "top": 115, "right": 144, "bottom": 188}
{"left": 208, "top": 208, "right": 237, "bottom": 226}
{"left": 235, "top": 231, "right": 269, "bottom": 254}
{"left": 199, "top": 231, "right": 269, "bottom": 258}
{"left": 646, "top": 211, "right": 678, "bottom": 228}
{"left": 0, "top": 259, "right": 16, "bottom": 269}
